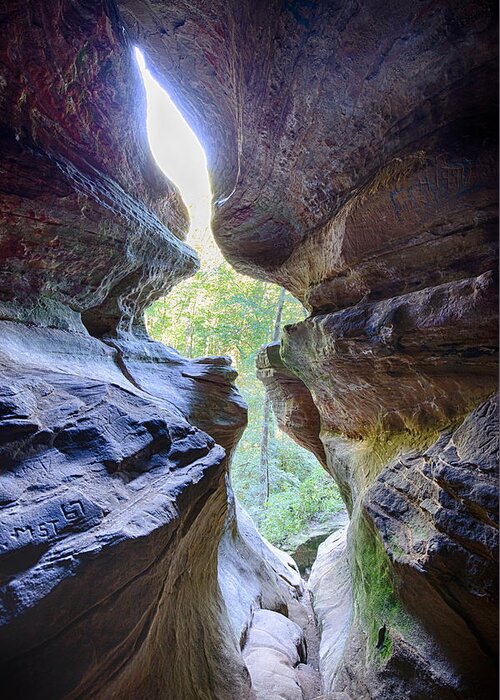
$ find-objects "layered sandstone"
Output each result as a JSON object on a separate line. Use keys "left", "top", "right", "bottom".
{"left": 0, "top": 0, "right": 498, "bottom": 698}
{"left": 117, "top": 0, "right": 498, "bottom": 696}
{"left": 0, "top": 321, "right": 305, "bottom": 699}
{"left": 0, "top": 2, "right": 303, "bottom": 698}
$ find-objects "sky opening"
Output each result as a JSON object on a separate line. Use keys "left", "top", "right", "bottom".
{"left": 134, "top": 48, "right": 222, "bottom": 266}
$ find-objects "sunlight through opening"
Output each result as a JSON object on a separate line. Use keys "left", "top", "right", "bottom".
{"left": 135, "top": 54, "right": 339, "bottom": 559}
{"left": 134, "top": 48, "right": 222, "bottom": 267}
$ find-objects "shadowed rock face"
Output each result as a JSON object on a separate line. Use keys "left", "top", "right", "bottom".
{"left": 0, "top": 2, "right": 300, "bottom": 698}
{"left": 257, "top": 342, "right": 327, "bottom": 468}
{"left": 362, "top": 398, "right": 499, "bottom": 696}
{"left": 0, "top": 0, "right": 498, "bottom": 698}
{"left": 0, "top": 321, "right": 284, "bottom": 700}
{"left": 108, "top": 0, "right": 490, "bottom": 696}
{"left": 119, "top": 0, "right": 497, "bottom": 300}
{"left": 0, "top": 0, "right": 197, "bottom": 337}
{"left": 307, "top": 398, "right": 498, "bottom": 699}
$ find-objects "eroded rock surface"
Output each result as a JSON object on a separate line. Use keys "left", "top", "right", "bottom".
{"left": 119, "top": 0, "right": 497, "bottom": 304}
{"left": 308, "top": 527, "right": 352, "bottom": 695}
{"left": 0, "top": 2, "right": 302, "bottom": 698}
{"left": 257, "top": 342, "right": 327, "bottom": 468}
{"left": 0, "top": 1, "right": 197, "bottom": 337}
{"left": 361, "top": 397, "right": 499, "bottom": 697}
{"left": 263, "top": 339, "right": 498, "bottom": 697}
{"left": 243, "top": 609, "right": 306, "bottom": 700}
{"left": 308, "top": 399, "right": 498, "bottom": 699}
{"left": 1, "top": 0, "right": 498, "bottom": 698}
{"left": 165, "top": 0, "right": 500, "bottom": 695}
{"left": 0, "top": 323, "right": 244, "bottom": 699}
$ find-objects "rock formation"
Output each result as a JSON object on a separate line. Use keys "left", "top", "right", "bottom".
{"left": 0, "top": 0, "right": 497, "bottom": 699}
{"left": 119, "top": 0, "right": 498, "bottom": 696}
{"left": 0, "top": 3, "right": 303, "bottom": 698}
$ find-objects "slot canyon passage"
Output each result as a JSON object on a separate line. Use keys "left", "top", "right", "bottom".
{"left": 0, "top": 0, "right": 498, "bottom": 698}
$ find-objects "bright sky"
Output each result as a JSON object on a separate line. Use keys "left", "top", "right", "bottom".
{"left": 135, "top": 48, "right": 222, "bottom": 266}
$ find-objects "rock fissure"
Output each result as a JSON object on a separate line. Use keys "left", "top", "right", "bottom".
{"left": 0, "top": 0, "right": 497, "bottom": 698}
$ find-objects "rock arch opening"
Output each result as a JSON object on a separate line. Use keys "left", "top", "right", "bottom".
{"left": 134, "top": 46, "right": 345, "bottom": 575}
{"left": 134, "top": 47, "right": 216, "bottom": 262}
{"left": 0, "top": 2, "right": 496, "bottom": 699}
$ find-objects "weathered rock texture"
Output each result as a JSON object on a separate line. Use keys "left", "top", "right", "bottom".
{"left": 0, "top": 0, "right": 498, "bottom": 698}
{"left": 238, "top": 0, "right": 497, "bottom": 693}
{"left": 257, "top": 342, "right": 327, "bottom": 468}
{"left": 308, "top": 526, "right": 352, "bottom": 693}
{"left": 308, "top": 399, "right": 498, "bottom": 699}
{"left": 243, "top": 608, "right": 307, "bottom": 700}
{"left": 119, "top": 0, "right": 497, "bottom": 307}
{"left": 0, "top": 2, "right": 302, "bottom": 699}
{"left": 0, "top": 1, "right": 199, "bottom": 337}
{"left": 119, "top": 0, "right": 497, "bottom": 696}
{"left": 0, "top": 317, "right": 307, "bottom": 700}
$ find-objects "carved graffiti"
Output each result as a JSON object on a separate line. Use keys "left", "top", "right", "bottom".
{"left": 389, "top": 153, "right": 497, "bottom": 221}
{"left": 0, "top": 492, "right": 103, "bottom": 555}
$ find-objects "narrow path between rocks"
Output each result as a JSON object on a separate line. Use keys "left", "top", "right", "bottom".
{"left": 288, "top": 586, "right": 323, "bottom": 699}
{"left": 243, "top": 575, "right": 326, "bottom": 700}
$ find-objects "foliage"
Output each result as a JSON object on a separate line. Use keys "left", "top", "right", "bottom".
{"left": 145, "top": 260, "right": 343, "bottom": 547}
{"left": 145, "top": 261, "right": 303, "bottom": 360}
{"left": 256, "top": 463, "right": 344, "bottom": 547}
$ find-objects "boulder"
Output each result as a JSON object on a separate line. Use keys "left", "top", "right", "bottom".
{"left": 243, "top": 609, "right": 306, "bottom": 700}
{"left": 286, "top": 511, "right": 349, "bottom": 574}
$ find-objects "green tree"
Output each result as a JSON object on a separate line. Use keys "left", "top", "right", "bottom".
{"left": 259, "top": 286, "right": 286, "bottom": 506}
{"left": 145, "top": 261, "right": 342, "bottom": 545}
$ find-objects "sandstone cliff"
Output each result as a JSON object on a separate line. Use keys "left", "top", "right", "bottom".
{"left": 0, "top": 1, "right": 498, "bottom": 698}
{"left": 0, "top": 3, "right": 302, "bottom": 698}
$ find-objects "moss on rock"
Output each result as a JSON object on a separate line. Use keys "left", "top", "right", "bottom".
{"left": 351, "top": 514, "right": 414, "bottom": 664}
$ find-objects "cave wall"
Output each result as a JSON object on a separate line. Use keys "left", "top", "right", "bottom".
{"left": 115, "top": 0, "right": 498, "bottom": 697}
{"left": 0, "top": 2, "right": 301, "bottom": 698}
{"left": 0, "top": 0, "right": 498, "bottom": 698}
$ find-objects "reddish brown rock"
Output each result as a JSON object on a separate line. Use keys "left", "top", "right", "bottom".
{"left": 257, "top": 341, "right": 327, "bottom": 467}
{"left": 282, "top": 271, "right": 498, "bottom": 437}
{"left": 0, "top": 0, "right": 498, "bottom": 698}
{"left": 0, "top": 1, "right": 197, "bottom": 337}
{"left": 0, "top": 3, "right": 301, "bottom": 699}
{"left": 120, "top": 0, "right": 497, "bottom": 305}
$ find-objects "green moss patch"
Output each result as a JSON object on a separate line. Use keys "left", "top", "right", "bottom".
{"left": 352, "top": 514, "right": 413, "bottom": 664}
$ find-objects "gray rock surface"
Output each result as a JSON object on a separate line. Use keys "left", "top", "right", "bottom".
{"left": 308, "top": 526, "right": 352, "bottom": 693}
{"left": 0, "top": 322, "right": 239, "bottom": 699}
{"left": 0, "top": 0, "right": 497, "bottom": 697}
{"left": 0, "top": 318, "right": 306, "bottom": 699}
{"left": 286, "top": 511, "right": 349, "bottom": 574}
{"left": 243, "top": 609, "right": 306, "bottom": 700}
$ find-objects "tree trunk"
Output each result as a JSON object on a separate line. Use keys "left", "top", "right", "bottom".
{"left": 187, "top": 300, "right": 197, "bottom": 356}
{"left": 260, "top": 395, "right": 271, "bottom": 505}
{"left": 259, "top": 287, "right": 286, "bottom": 507}
{"left": 272, "top": 286, "right": 286, "bottom": 342}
